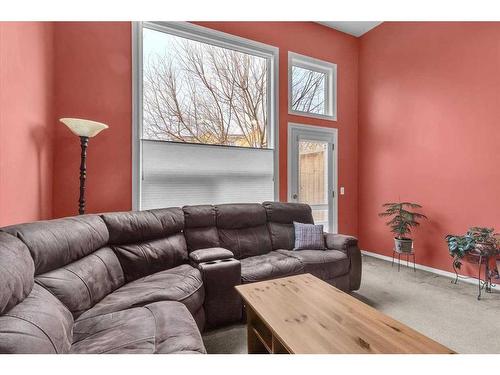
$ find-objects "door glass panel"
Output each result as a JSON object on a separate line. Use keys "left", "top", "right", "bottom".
{"left": 298, "top": 139, "right": 329, "bottom": 229}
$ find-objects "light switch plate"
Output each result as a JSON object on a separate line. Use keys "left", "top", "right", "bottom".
{"left": 340, "top": 187, "right": 345, "bottom": 195}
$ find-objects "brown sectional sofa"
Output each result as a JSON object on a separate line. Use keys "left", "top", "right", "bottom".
{"left": 0, "top": 202, "right": 361, "bottom": 354}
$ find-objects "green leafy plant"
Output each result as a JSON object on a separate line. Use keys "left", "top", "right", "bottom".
{"left": 445, "top": 227, "right": 498, "bottom": 269}
{"left": 469, "top": 227, "right": 499, "bottom": 248}
{"left": 445, "top": 233, "right": 476, "bottom": 269}
{"left": 378, "top": 202, "right": 428, "bottom": 239}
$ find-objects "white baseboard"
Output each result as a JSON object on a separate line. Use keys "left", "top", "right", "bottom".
{"left": 361, "top": 250, "right": 498, "bottom": 287}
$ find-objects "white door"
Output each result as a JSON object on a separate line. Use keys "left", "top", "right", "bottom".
{"left": 288, "top": 123, "right": 338, "bottom": 233}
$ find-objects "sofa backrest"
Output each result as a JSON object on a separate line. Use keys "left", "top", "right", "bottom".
{"left": 183, "top": 205, "right": 220, "bottom": 252}
{"left": 2, "top": 215, "right": 109, "bottom": 275}
{"left": 263, "top": 201, "right": 314, "bottom": 250}
{"left": 215, "top": 203, "right": 272, "bottom": 259}
{"left": 0, "top": 230, "right": 73, "bottom": 353}
{"left": 1, "top": 215, "right": 124, "bottom": 319}
{"left": 183, "top": 202, "right": 315, "bottom": 257}
{"left": 101, "top": 207, "right": 187, "bottom": 282}
{"left": 0, "top": 232, "right": 34, "bottom": 315}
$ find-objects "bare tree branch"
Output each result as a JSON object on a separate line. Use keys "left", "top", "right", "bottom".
{"left": 143, "top": 37, "right": 269, "bottom": 148}
{"left": 291, "top": 67, "right": 326, "bottom": 114}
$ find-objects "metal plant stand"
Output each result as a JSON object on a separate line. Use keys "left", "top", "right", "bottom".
{"left": 452, "top": 252, "right": 496, "bottom": 300}
{"left": 392, "top": 249, "right": 416, "bottom": 272}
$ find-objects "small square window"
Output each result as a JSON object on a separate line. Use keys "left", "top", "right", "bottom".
{"left": 288, "top": 52, "right": 337, "bottom": 120}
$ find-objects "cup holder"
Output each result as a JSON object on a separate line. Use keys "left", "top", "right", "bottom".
{"left": 202, "top": 258, "right": 235, "bottom": 265}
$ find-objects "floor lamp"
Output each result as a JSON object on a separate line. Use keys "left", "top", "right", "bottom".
{"left": 60, "top": 118, "right": 108, "bottom": 215}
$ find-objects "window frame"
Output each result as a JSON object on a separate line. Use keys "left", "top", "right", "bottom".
{"left": 132, "top": 21, "right": 279, "bottom": 210}
{"left": 288, "top": 52, "right": 337, "bottom": 121}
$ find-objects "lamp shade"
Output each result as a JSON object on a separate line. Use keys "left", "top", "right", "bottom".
{"left": 60, "top": 118, "right": 108, "bottom": 137}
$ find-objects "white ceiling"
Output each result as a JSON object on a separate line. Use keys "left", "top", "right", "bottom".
{"left": 317, "top": 21, "right": 382, "bottom": 37}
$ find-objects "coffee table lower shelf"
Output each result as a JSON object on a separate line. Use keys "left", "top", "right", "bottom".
{"left": 247, "top": 305, "right": 290, "bottom": 354}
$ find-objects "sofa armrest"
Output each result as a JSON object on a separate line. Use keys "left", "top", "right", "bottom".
{"left": 196, "top": 255, "right": 242, "bottom": 328}
{"left": 324, "top": 233, "right": 361, "bottom": 291}
{"left": 324, "top": 233, "right": 358, "bottom": 251}
{"left": 189, "top": 247, "right": 234, "bottom": 264}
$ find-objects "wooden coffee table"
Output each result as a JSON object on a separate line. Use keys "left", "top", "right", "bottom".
{"left": 235, "top": 273, "right": 454, "bottom": 354}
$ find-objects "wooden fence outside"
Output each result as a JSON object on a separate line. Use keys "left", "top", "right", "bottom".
{"left": 299, "top": 150, "right": 327, "bottom": 206}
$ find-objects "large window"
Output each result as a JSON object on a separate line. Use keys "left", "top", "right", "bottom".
{"left": 134, "top": 22, "right": 278, "bottom": 210}
{"left": 288, "top": 52, "right": 337, "bottom": 120}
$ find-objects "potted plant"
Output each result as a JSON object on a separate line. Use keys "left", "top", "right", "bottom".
{"left": 379, "top": 202, "right": 427, "bottom": 253}
{"left": 468, "top": 227, "right": 499, "bottom": 256}
{"left": 446, "top": 227, "right": 498, "bottom": 270}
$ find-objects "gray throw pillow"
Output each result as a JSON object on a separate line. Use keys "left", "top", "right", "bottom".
{"left": 293, "top": 221, "right": 326, "bottom": 250}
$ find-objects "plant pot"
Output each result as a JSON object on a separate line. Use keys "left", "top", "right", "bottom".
{"left": 463, "top": 252, "right": 488, "bottom": 264}
{"left": 474, "top": 242, "right": 496, "bottom": 257}
{"left": 394, "top": 237, "right": 413, "bottom": 253}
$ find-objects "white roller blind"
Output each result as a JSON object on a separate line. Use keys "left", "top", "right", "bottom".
{"left": 141, "top": 140, "right": 274, "bottom": 210}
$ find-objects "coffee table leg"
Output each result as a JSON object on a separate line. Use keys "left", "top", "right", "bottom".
{"left": 246, "top": 305, "right": 268, "bottom": 354}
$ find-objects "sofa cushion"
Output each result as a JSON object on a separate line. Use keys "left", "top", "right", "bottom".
{"left": 2, "top": 215, "right": 109, "bottom": 275}
{"left": 71, "top": 301, "right": 206, "bottom": 354}
{"left": 78, "top": 264, "right": 204, "bottom": 321}
{"left": 183, "top": 205, "right": 220, "bottom": 252}
{"left": 0, "top": 232, "right": 34, "bottom": 315}
{"left": 112, "top": 233, "right": 188, "bottom": 283}
{"left": 102, "top": 208, "right": 188, "bottom": 282}
{"left": 0, "top": 284, "right": 73, "bottom": 354}
{"left": 263, "top": 201, "right": 314, "bottom": 250}
{"left": 35, "top": 247, "right": 125, "bottom": 318}
{"left": 101, "top": 208, "right": 184, "bottom": 245}
{"left": 240, "top": 251, "right": 304, "bottom": 283}
{"left": 218, "top": 226, "right": 272, "bottom": 260}
{"left": 146, "top": 302, "right": 205, "bottom": 354}
{"left": 216, "top": 204, "right": 272, "bottom": 259}
{"left": 276, "top": 249, "right": 350, "bottom": 280}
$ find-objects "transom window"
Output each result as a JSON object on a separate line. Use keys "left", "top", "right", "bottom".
{"left": 288, "top": 52, "right": 337, "bottom": 120}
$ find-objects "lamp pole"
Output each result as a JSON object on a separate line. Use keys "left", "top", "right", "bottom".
{"left": 79, "top": 136, "right": 89, "bottom": 215}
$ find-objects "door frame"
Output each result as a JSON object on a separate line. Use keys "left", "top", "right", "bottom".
{"left": 287, "top": 123, "right": 338, "bottom": 234}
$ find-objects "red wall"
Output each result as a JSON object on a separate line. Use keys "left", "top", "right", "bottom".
{"left": 358, "top": 22, "right": 500, "bottom": 274}
{"left": 52, "top": 22, "right": 360, "bottom": 236}
{"left": 53, "top": 22, "right": 132, "bottom": 218}
{"left": 0, "top": 22, "right": 55, "bottom": 226}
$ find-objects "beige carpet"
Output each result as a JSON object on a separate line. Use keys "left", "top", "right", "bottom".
{"left": 202, "top": 254, "right": 500, "bottom": 354}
